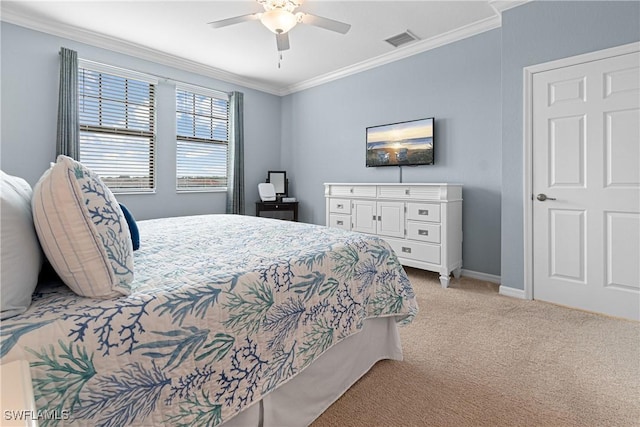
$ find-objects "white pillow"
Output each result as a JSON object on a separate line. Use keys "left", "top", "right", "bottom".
{"left": 1, "top": 171, "right": 43, "bottom": 319}
{"left": 32, "top": 155, "right": 134, "bottom": 298}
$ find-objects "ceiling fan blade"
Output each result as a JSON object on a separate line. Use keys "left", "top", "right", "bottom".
{"left": 276, "top": 33, "right": 290, "bottom": 51}
{"left": 299, "top": 13, "right": 351, "bottom": 34}
{"left": 208, "top": 13, "right": 260, "bottom": 29}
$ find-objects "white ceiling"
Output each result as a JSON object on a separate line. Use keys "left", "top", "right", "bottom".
{"left": 1, "top": 1, "right": 527, "bottom": 95}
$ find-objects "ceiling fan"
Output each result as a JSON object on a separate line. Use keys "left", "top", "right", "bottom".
{"left": 208, "top": 0, "right": 351, "bottom": 52}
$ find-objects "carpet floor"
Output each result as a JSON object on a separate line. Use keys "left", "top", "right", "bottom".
{"left": 311, "top": 267, "right": 640, "bottom": 427}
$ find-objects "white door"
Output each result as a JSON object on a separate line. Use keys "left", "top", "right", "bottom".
{"left": 377, "top": 201, "right": 405, "bottom": 238}
{"left": 352, "top": 200, "right": 377, "bottom": 234}
{"left": 532, "top": 51, "right": 640, "bottom": 320}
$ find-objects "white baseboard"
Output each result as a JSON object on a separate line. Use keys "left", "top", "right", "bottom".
{"left": 459, "top": 270, "right": 527, "bottom": 300}
{"left": 498, "top": 285, "right": 527, "bottom": 299}
{"left": 460, "top": 269, "right": 501, "bottom": 284}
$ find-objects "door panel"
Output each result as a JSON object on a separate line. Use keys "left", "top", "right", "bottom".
{"left": 604, "top": 66, "right": 640, "bottom": 97}
{"left": 606, "top": 212, "right": 640, "bottom": 290}
{"left": 548, "top": 209, "right": 586, "bottom": 282}
{"left": 548, "top": 115, "right": 586, "bottom": 187}
{"left": 352, "top": 200, "right": 376, "bottom": 234}
{"left": 532, "top": 51, "right": 640, "bottom": 320}
{"left": 605, "top": 109, "right": 640, "bottom": 186}
{"left": 548, "top": 76, "right": 586, "bottom": 105}
{"left": 377, "top": 201, "right": 404, "bottom": 238}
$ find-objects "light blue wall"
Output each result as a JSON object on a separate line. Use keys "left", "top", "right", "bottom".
{"left": 2, "top": 1, "right": 638, "bottom": 281}
{"left": 500, "top": 1, "right": 640, "bottom": 290}
{"left": 282, "top": 29, "right": 503, "bottom": 276}
{"left": 0, "top": 22, "right": 283, "bottom": 220}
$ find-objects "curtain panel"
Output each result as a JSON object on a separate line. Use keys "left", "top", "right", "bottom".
{"left": 226, "top": 91, "right": 245, "bottom": 215}
{"left": 56, "top": 47, "right": 80, "bottom": 160}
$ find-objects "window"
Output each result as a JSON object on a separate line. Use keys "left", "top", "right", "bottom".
{"left": 78, "top": 61, "right": 156, "bottom": 192}
{"left": 176, "top": 85, "right": 229, "bottom": 191}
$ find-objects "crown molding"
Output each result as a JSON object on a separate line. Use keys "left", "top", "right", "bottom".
{"left": 488, "top": 0, "right": 531, "bottom": 14}
{"left": 1, "top": 2, "right": 525, "bottom": 97}
{"left": 0, "top": 5, "right": 284, "bottom": 96}
{"left": 280, "top": 13, "right": 502, "bottom": 95}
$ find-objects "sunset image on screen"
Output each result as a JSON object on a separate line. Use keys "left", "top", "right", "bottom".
{"left": 366, "top": 118, "right": 434, "bottom": 167}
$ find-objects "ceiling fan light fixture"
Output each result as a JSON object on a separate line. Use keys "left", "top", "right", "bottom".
{"left": 260, "top": 9, "right": 297, "bottom": 34}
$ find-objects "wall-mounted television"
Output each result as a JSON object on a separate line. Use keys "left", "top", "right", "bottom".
{"left": 366, "top": 117, "right": 434, "bottom": 167}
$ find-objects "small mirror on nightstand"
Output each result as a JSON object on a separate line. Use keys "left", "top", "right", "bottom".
{"left": 267, "top": 171, "right": 288, "bottom": 200}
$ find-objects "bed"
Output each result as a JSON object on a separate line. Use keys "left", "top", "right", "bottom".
{"left": 1, "top": 213, "right": 418, "bottom": 427}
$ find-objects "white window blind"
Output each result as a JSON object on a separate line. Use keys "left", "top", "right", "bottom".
{"left": 176, "top": 85, "right": 229, "bottom": 191}
{"left": 78, "top": 64, "right": 156, "bottom": 192}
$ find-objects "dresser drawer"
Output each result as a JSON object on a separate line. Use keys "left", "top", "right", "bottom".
{"left": 378, "top": 186, "right": 442, "bottom": 200}
{"left": 406, "top": 202, "right": 441, "bottom": 222}
{"left": 387, "top": 239, "right": 441, "bottom": 264}
{"left": 377, "top": 186, "right": 411, "bottom": 199}
{"left": 407, "top": 221, "right": 441, "bottom": 243}
{"left": 329, "top": 214, "right": 351, "bottom": 230}
{"left": 354, "top": 186, "right": 376, "bottom": 197}
{"left": 329, "top": 198, "right": 351, "bottom": 214}
{"left": 330, "top": 185, "right": 376, "bottom": 198}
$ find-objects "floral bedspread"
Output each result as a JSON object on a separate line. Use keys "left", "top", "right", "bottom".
{"left": 0, "top": 214, "right": 417, "bottom": 427}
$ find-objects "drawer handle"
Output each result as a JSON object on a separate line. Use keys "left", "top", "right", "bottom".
{"left": 418, "top": 229, "right": 429, "bottom": 236}
{"left": 336, "top": 204, "right": 344, "bottom": 209}
{"left": 337, "top": 220, "right": 344, "bottom": 226}
{"left": 405, "top": 189, "right": 410, "bottom": 195}
{"left": 350, "top": 188, "right": 354, "bottom": 193}
{"left": 402, "top": 247, "right": 412, "bottom": 254}
{"left": 418, "top": 209, "right": 429, "bottom": 216}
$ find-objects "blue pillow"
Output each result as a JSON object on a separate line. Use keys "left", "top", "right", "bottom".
{"left": 119, "top": 203, "right": 140, "bottom": 251}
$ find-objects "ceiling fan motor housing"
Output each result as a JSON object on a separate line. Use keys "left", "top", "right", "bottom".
{"left": 261, "top": 9, "right": 298, "bottom": 34}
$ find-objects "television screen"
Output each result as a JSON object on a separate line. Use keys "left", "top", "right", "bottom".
{"left": 366, "top": 117, "right": 434, "bottom": 167}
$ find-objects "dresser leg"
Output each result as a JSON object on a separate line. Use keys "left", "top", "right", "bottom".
{"left": 439, "top": 274, "right": 450, "bottom": 288}
{"left": 453, "top": 267, "right": 462, "bottom": 279}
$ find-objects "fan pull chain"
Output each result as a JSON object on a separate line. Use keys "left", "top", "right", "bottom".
{"left": 278, "top": 53, "right": 283, "bottom": 69}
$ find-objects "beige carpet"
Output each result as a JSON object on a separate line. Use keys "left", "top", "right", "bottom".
{"left": 311, "top": 267, "right": 640, "bottom": 427}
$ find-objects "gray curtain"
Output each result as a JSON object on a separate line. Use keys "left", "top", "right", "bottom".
{"left": 226, "top": 91, "right": 245, "bottom": 215}
{"left": 56, "top": 47, "right": 79, "bottom": 159}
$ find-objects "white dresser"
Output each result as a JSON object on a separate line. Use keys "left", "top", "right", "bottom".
{"left": 324, "top": 183, "right": 463, "bottom": 287}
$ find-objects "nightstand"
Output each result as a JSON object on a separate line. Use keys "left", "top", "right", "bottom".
{"left": 255, "top": 201, "right": 299, "bottom": 221}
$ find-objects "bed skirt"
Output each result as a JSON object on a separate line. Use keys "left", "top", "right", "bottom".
{"left": 221, "top": 316, "right": 403, "bottom": 427}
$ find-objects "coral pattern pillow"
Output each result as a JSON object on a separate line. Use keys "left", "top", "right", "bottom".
{"left": 32, "top": 155, "right": 134, "bottom": 298}
{"left": 0, "top": 171, "right": 43, "bottom": 319}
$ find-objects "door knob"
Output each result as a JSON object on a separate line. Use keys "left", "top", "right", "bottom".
{"left": 536, "top": 193, "right": 556, "bottom": 201}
